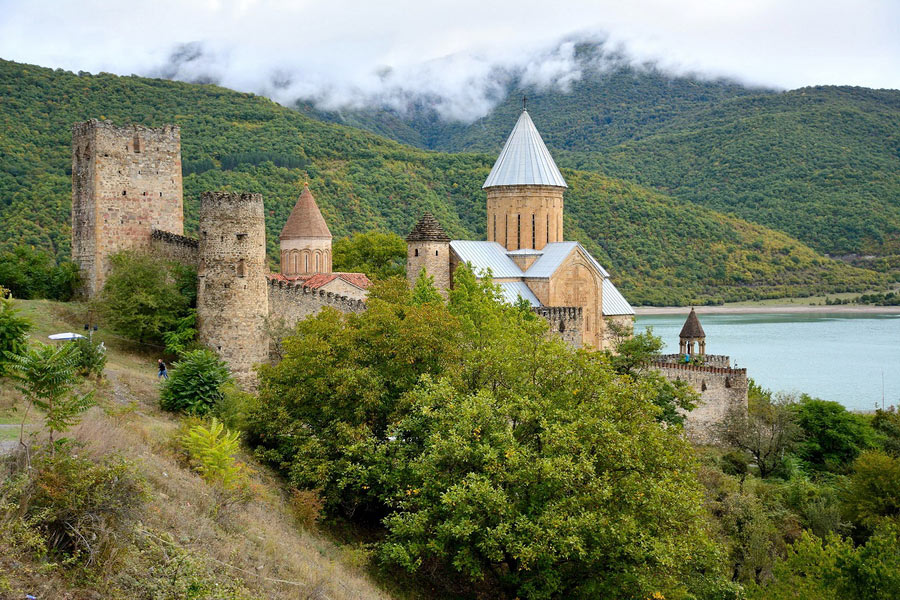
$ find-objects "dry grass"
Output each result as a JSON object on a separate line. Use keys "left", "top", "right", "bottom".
{"left": 1, "top": 299, "right": 393, "bottom": 600}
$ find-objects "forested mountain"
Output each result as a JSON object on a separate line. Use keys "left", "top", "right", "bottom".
{"left": 0, "top": 58, "right": 884, "bottom": 304}
{"left": 299, "top": 43, "right": 900, "bottom": 260}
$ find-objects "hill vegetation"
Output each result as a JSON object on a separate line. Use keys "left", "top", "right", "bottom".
{"left": 0, "top": 58, "right": 887, "bottom": 304}
{"left": 304, "top": 42, "right": 900, "bottom": 260}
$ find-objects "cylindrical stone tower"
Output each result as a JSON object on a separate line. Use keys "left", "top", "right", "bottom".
{"left": 482, "top": 109, "right": 567, "bottom": 251}
{"left": 196, "top": 191, "right": 268, "bottom": 387}
{"left": 406, "top": 212, "right": 451, "bottom": 293}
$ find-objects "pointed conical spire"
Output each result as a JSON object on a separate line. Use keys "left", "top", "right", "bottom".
{"left": 280, "top": 185, "right": 331, "bottom": 240}
{"left": 406, "top": 212, "right": 450, "bottom": 242}
{"left": 482, "top": 109, "right": 567, "bottom": 189}
{"left": 679, "top": 307, "right": 706, "bottom": 339}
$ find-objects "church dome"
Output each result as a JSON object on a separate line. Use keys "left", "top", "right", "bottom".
{"left": 482, "top": 109, "right": 567, "bottom": 189}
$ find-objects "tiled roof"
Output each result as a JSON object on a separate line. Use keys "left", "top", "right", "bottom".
{"left": 483, "top": 110, "right": 567, "bottom": 189}
{"left": 281, "top": 185, "right": 332, "bottom": 240}
{"left": 407, "top": 212, "right": 451, "bottom": 242}
{"left": 267, "top": 272, "right": 371, "bottom": 290}
{"left": 679, "top": 308, "right": 705, "bottom": 338}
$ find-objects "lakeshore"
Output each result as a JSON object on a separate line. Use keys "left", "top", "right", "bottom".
{"left": 636, "top": 304, "right": 900, "bottom": 316}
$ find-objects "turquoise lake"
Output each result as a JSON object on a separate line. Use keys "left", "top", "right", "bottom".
{"left": 636, "top": 312, "right": 900, "bottom": 412}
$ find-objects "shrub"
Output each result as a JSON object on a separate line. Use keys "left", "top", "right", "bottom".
{"left": 179, "top": 418, "right": 252, "bottom": 515}
{"left": 795, "top": 397, "right": 876, "bottom": 473}
{"left": 0, "top": 294, "right": 32, "bottom": 376}
{"left": 841, "top": 450, "right": 900, "bottom": 534}
{"left": 69, "top": 336, "right": 107, "bottom": 378}
{"left": 160, "top": 349, "right": 231, "bottom": 415}
{"left": 1, "top": 449, "right": 146, "bottom": 567}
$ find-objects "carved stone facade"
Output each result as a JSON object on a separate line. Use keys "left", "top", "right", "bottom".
{"left": 71, "top": 120, "right": 183, "bottom": 296}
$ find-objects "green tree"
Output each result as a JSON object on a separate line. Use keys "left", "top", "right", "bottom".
{"left": 870, "top": 407, "right": 900, "bottom": 457}
{"left": 0, "top": 293, "right": 32, "bottom": 376}
{"left": 96, "top": 251, "right": 192, "bottom": 344}
{"left": 159, "top": 349, "right": 231, "bottom": 415}
{"left": 410, "top": 268, "right": 443, "bottom": 305}
{"left": 5, "top": 342, "right": 94, "bottom": 457}
{"left": 69, "top": 337, "right": 107, "bottom": 379}
{"left": 795, "top": 397, "right": 876, "bottom": 473}
{"left": 332, "top": 231, "right": 406, "bottom": 280}
{"left": 719, "top": 386, "right": 802, "bottom": 478}
{"left": 842, "top": 450, "right": 900, "bottom": 535}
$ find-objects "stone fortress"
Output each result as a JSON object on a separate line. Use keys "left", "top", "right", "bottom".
{"left": 70, "top": 112, "right": 746, "bottom": 438}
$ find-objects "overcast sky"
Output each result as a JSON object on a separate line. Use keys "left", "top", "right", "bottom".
{"left": 1, "top": 0, "right": 898, "bottom": 121}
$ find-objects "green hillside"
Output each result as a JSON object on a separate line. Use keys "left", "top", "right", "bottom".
{"left": 303, "top": 44, "right": 900, "bottom": 260}
{"left": 0, "top": 59, "right": 884, "bottom": 305}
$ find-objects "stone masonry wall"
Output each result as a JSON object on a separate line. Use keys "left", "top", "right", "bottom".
{"left": 71, "top": 119, "right": 183, "bottom": 296}
{"left": 407, "top": 241, "right": 451, "bottom": 293}
{"left": 150, "top": 229, "right": 199, "bottom": 266}
{"left": 196, "top": 192, "right": 269, "bottom": 388}
{"left": 651, "top": 362, "right": 748, "bottom": 445}
{"left": 486, "top": 184, "right": 564, "bottom": 251}
{"left": 533, "top": 306, "right": 583, "bottom": 349}
{"left": 268, "top": 279, "right": 366, "bottom": 331}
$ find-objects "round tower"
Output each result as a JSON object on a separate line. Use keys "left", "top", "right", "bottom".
{"left": 406, "top": 212, "right": 451, "bottom": 293}
{"left": 679, "top": 307, "right": 706, "bottom": 359}
{"left": 483, "top": 109, "right": 567, "bottom": 251}
{"left": 279, "top": 184, "right": 332, "bottom": 276}
{"left": 196, "top": 191, "right": 268, "bottom": 386}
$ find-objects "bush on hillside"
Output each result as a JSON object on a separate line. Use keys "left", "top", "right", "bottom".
{"left": 160, "top": 349, "right": 231, "bottom": 415}
{"left": 96, "top": 251, "right": 192, "bottom": 344}
{"left": 0, "top": 293, "right": 32, "bottom": 376}
{"left": 69, "top": 336, "right": 107, "bottom": 379}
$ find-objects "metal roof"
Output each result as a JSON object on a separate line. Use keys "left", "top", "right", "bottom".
{"left": 449, "top": 241, "right": 523, "bottom": 278}
{"left": 483, "top": 110, "right": 568, "bottom": 189}
{"left": 496, "top": 281, "right": 542, "bottom": 307}
{"left": 602, "top": 279, "right": 635, "bottom": 316}
{"left": 524, "top": 242, "right": 609, "bottom": 279}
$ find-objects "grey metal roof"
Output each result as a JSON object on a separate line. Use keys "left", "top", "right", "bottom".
{"left": 449, "top": 240, "right": 524, "bottom": 278}
{"left": 483, "top": 110, "right": 568, "bottom": 189}
{"left": 602, "top": 279, "right": 635, "bottom": 316}
{"left": 497, "top": 281, "right": 542, "bottom": 307}
{"left": 524, "top": 242, "right": 609, "bottom": 279}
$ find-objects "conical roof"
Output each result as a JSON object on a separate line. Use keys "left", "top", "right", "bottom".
{"left": 679, "top": 307, "right": 706, "bottom": 339}
{"left": 483, "top": 110, "right": 567, "bottom": 189}
{"left": 280, "top": 185, "right": 331, "bottom": 240}
{"left": 407, "top": 212, "right": 450, "bottom": 242}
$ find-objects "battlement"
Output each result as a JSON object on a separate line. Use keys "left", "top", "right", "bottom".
{"left": 151, "top": 229, "right": 198, "bottom": 249}
{"left": 200, "top": 191, "right": 262, "bottom": 210}
{"left": 533, "top": 306, "right": 583, "bottom": 348}
{"left": 267, "top": 277, "right": 366, "bottom": 314}
{"left": 657, "top": 354, "right": 732, "bottom": 368}
{"left": 150, "top": 229, "right": 199, "bottom": 265}
{"left": 72, "top": 118, "right": 180, "bottom": 142}
{"left": 652, "top": 361, "right": 746, "bottom": 377}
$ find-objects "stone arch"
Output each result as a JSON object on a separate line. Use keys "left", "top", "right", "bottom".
{"left": 314, "top": 250, "right": 322, "bottom": 273}
{"left": 302, "top": 250, "right": 310, "bottom": 274}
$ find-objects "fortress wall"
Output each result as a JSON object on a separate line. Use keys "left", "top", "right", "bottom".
{"left": 651, "top": 362, "right": 748, "bottom": 445}
{"left": 268, "top": 279, "right": 366, "bottom": 331}
{"left": 658, "top": 353, "right": 731, "bottom": 368}
{"left": 533, "top": 306, "right": 583, "bottom": 349}
{"left": 150, "top": 229, "right": 199, "bottom": 266}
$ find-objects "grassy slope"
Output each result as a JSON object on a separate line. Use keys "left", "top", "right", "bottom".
{"left": 0, "top": 299, "right": 393, "bottom": 600}
{"left": 0, "top": 59, "right": 884, "bottom": 304}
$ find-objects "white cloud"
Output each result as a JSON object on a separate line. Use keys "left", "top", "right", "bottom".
{"left": 0, "top": 0, "right": 897, "bottom": 122}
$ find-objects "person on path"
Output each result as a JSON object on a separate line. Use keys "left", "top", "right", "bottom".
{"left": 157, "top": 359, "right": 168, "bottom": 380}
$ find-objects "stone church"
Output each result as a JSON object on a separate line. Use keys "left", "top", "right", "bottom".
{"left": 406, "top": 109, "right": 634, "bottom": 350}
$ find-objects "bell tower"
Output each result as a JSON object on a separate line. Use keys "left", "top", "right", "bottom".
{"left": 679, "top": 307, "right": 706, "bottom": 358}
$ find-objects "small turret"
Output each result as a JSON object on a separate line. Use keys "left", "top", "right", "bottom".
{"left": 679, "top": 307, "right": 706, "bottom": 358}
{"left": 406, "top": 212, "right": 451, "bottom": 293}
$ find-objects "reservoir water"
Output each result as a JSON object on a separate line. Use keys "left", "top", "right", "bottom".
{"left": 636, "top": 312, "right": 900, "bottom": 412}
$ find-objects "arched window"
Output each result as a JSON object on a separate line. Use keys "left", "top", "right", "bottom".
{"left": 236, "top": 259, "right": 246, "bottom": 278}
{"left": 414, "top": 248, "right": 419, "bottom": 257}
{"left": 315, "top": 253, "right": 320, "bottom": 273}
{"left": 304, "top": 253, "right": 309, "bottom": 273}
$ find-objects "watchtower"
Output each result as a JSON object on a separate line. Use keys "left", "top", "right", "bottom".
{"left": 71, "top": 119, "right": 183, "bottom": 296}
{"left": 679, "top": 307, "right": 706, "bottom": 358}
{"left": 196, "top": 192, "right": 268, "bottom": 386}
{"left": 406, "top": 212, "right": 451, "bottom": 292}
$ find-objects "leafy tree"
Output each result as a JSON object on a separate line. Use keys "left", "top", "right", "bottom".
{"left": 410, "top": 268, "right": 443, "bottom": 305}
{"left": 159, "top": 349, "right": 231, "bottom": 415}
{"left": 841, "top": 450, "right": 900, "bottom": 534}
{"left": 332, "top": 231, "right": 407, "bottom": 280}
{"left": 4, "top": 342, "right": 94, "bottom": 457}
{"left": 719, "top": 385, "right": 802, "bottom": 478}
{"left": 795, "top": 397, "right": 876, "bottom": 473}
{"left": 870, "top": 407, "right": 900, "bottom": 457}
{"left": 162, "top": 311, "right": 199, "bottom": 356}
{"left": 96, "top": 251, "right": 192, "bottom": 344}
{"left": 0, "top": 293, "right": 32, "bottom": 376}
{"left": 0, "top": 246, "right": 80, "bottom": 300}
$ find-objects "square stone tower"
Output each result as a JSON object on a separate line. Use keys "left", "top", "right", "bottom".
{"left": 71, "top": 119, "right": 184, "bottom": 296}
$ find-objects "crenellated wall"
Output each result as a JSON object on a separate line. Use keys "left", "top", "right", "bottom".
{"left": 651, "top": 361, "right": 748, "bottom": 445}
{"left": 533, "top": 306, "right": 583, "bottom": 349}
{"left": 150, "top": 229, "right": 199, "bottom": 265}
{"left": 268, "top": 278, "right": 366, "bottom": 329}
